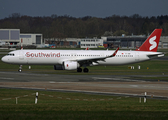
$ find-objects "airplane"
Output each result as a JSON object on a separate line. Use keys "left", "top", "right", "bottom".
{"left": 1, "top": 29, "right": 164, "bottom": 73}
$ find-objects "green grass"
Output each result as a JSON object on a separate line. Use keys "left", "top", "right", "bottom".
{"left": 0, "top": 59, "right": 168, "bottom": 81}
{"left": 1, "top": 59, "right": 168, "bottom": 73}
{"left": 0, "top": 88, "right": 168, "bottom": 120}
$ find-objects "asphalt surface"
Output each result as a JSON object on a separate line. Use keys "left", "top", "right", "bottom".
{"left": 0, "top": 71, "right": 168, "bottom": 100}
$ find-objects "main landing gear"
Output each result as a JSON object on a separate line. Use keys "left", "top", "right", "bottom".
{"left": 77, "top": 67, "right": 89, "bottom": 73}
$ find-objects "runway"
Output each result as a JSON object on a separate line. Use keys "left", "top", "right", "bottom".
{"left": 0, "top": 71, "right": 168, "bottom": 100}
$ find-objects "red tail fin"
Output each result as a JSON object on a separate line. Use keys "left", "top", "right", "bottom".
{"left": 136, "top": 29, "right": 162, "bottom": 52}
{"left": 85, "top": 47, "right": 89, "bottom": 50}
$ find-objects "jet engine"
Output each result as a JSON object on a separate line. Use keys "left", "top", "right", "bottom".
{"left": 54, "top": 64, "right": 64, "bottom": 70}
{"left": 54, "top": 61, "right": 79, "bottom": 70}
{"left": 64, "top": 61, "right": 79, "bottom": 70}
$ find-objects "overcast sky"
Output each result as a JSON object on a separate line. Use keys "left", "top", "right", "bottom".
{"left": 0, "top": 0, "right": 168, "bottom": 19}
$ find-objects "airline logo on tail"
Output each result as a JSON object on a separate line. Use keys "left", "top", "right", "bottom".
{"left": 136, "top": 29, "right": 162, "bottom": 52}
{"left": 149, "top": 36, "right": 157, "bottom": 50}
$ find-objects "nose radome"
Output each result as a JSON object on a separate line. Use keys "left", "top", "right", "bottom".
{"left": 1, "top": 56, "right": 7, "bottom": 63}
{"left": 1, "top": 57, "right": 5, "bottom": 62}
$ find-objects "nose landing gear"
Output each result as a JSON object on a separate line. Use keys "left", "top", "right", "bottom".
{"left": 18, "top": 65, "right": 22, "bottom": 72}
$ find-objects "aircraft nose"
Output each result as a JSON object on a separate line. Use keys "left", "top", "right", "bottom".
{"left": 1, "top": 56, "right": 8, "bottom": 63}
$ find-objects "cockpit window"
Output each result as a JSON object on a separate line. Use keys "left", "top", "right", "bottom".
{"left": 7, "top": 53, "right": 15, "bottom": 56}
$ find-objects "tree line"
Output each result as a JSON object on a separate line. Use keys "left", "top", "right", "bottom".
{"left": 0, "top": 13, "right": 168, "bottom": 38}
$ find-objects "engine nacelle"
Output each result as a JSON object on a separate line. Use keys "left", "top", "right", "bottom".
{"left": 64, "top": 61, "right": 79, "bottom": 70}
{"left": 54, "top": 65, "right": 64, "bottom": 70}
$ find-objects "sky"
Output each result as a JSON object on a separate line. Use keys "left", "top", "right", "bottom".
{"left": 0, "top": 0, "right": 168, "bottom": 19}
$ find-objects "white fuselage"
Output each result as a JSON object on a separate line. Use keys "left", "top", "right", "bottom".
{"left": 1, "top": 49, "right": 164, "bottom": 66}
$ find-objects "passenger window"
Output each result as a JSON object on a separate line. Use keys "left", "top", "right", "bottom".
{"left": 7, "top": 53, "right": 14, "bottom": 56}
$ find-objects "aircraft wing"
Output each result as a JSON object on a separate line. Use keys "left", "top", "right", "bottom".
{"left": 76, "top": 47, "right": 119, "bottom": 65}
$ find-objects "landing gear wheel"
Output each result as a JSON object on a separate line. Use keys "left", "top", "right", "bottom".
{"left": 83, "top": 68, "right": 89, "bottom": 73}
{"left": 18, "top": 65, "right": 22, "bottom": 72}
{"left": 77, "top": 68, "right": 82, "bottom": 72}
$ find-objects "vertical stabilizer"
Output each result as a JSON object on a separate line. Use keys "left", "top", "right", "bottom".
{"left": 136, "top": 29, "right": 162, "bottom": 52}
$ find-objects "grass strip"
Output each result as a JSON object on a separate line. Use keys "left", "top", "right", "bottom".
{"left": 0, "top": 88, "right": 168, "bottom": 120}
